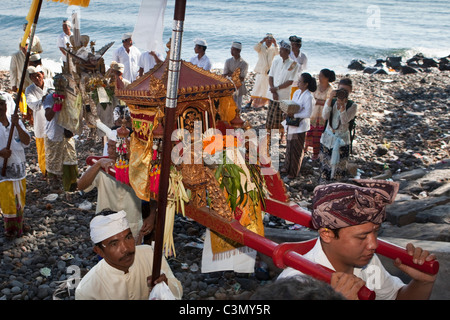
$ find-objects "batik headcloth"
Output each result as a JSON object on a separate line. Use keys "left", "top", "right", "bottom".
{"left": 312, "top": 179, "right": 399, "bottom": 230}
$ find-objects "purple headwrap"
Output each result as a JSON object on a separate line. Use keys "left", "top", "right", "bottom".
{"left": 312, "top": 179, "right": 399, "bottom": 230}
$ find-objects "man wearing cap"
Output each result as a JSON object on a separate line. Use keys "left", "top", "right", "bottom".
{"left": 245, "top": 34, "right": 279, "bottom": 108}
{"left": 289, "top": 36, "right": 308, "bottom": 97}
{"left": 25, "top": 65, "right": 54, "bottom": 178}
{"left": 189, "top": 38, "right": 212, "bottom": 71}
{"left": 223, "top": 42, "right": 249, "bottom": 110}
{"left": 265, "top": 40, "right": 298, "bottom": 143}
{"left": 57, "top": 20, "right": 72, "bottom": 64}
{"left": 29, "top": 53, "right": 54, "bottom": 80}
{"left": 9, "top": 40, "right": 32, "bottom": 92}
{"left": 278, "top": 179, "right": 439, "bottom": 300}
{"left": 112, "top": 33, "right": 142, "bottom": 83}
{"left": 23, "top": 22, "right": 43, "bottom": 54}
{"left": 42, "top": 74, "right": 78, "bottom": 195}
{"left": 75, "top": 210, "right": 183, "bottom": 300}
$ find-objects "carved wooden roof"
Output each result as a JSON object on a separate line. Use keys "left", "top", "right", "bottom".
{"left": 115, "top": 57, "right": 241, "bottom": 107}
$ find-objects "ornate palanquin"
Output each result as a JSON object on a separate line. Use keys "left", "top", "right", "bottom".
{"left": 115, "top": 53, "right": 243, "bottom": 201}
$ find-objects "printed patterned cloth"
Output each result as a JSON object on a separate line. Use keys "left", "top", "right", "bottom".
{"left": 311, "top": 179, "right": 399, "bottom": 230}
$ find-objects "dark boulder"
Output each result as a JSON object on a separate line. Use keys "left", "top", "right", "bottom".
{"left": 348, "top": 59, "right": 366, "bottom": 70}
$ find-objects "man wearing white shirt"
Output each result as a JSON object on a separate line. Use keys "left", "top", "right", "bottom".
{"left": 25, "top": 66, "right": 54, "bottom": 178}
{"left": 278, "top": 180, "right": 439, "bottom": 300}
{"left": 289, "top": 35, "right": 308, "bottom": 96}
{"left": 112, "top": 33, "right": 142, "bottom": 83}
{"left": 9, "top": 40, "right": 32, "bottom": 92}
{"left": 56, "top": 20, "right": 72, "bottom": 64}
{"left": 265, "top": 40, "right": 298, "bottom": 142}
{"left": 138, "top": 50, "right": 164, "bottom": 77}
{"left": 189, "top": 38, "right": 212, "bottom": 71}
{"left": 75, "top": 210, "right": 182, "bottom": 300}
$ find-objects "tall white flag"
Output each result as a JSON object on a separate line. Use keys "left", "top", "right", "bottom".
{"left": 133, "top": 0, "right": 168, "bottom": 56}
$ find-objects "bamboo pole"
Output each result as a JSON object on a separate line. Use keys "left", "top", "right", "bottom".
{"left": 151, "top": 0, "right": 187, "bottom": 285}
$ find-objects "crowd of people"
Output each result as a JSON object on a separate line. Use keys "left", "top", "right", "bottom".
{"left": 0, "top": 21, "right": 440, "bottom": 301}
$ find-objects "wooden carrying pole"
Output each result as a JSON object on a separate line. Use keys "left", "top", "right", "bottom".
{"left": 151, "top": 0, "right": 187, "bottom": 285}
{"left": 2, "top": 0, "right": 43, "bottom": 176}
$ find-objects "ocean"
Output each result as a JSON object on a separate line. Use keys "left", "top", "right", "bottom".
{"left": 1, "top": 0, "right": 449, "bottom": 75}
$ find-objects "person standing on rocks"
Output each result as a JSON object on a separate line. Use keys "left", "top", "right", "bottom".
{"left": 9, "top": 39, "right": 32, "bottom": 93}
{"left": 0, "top": 93, "right": 31, "bottom": 239}
{"left": 112, "top": 33, "right": 142, "bottom": 83}
{"left": 305, "top": 69, "right": 335, "bottom": 160}
{"left": 245, "top": 33, "right": 279, "bottom": 109}
{"left": 189, "top": 38, "right": 212, "bottom": 71}
{"left": 56, "top": 20, "right": 72, "bottom": 66}
{"left": 265, "top": 40, "right": 298, "bottom": 145}
{"left": 281, "top": 72, "right": 316, "bottom": 180}
{"left": 288, "top": 35, "right": 308, "bottom": 98}
{"left": 42, "top": 74, "right": 78, "bottom": 195}
{"left": 75, "top": 210, "right": 183, "bottom": 300}
{"left": 25, "top": 65, "right": 54, "bottom": 179}
{"left": 223, "top": 41, "right": 249, "bottom": 110}
{"left": 278, "top": 179, "right": 439, "bottom": 300}
{"left": 319, "top": 78, "right": 357, "bottom": 182}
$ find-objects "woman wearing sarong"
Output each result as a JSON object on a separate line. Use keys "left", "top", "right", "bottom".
{"left": 281, "top": 73, "right": 316, "bottom": 179}
{"left": 0, "top": 94, "right": 31, "bottom": 239}
{"left": 305, "top": 69, "right": 335, "bottom": 160}
{"left": 319, "top": 78, "right": 357, "bottom": 182}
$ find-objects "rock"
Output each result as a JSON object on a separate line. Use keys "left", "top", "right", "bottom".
{"left": 386, "top": 56, "right": 402, "bottom": 70}
{"left": 375, "top": 144, "right": 389, "bottom": 156}
{"left": 416, "top": 204, "right": 450, "bottom": 224}
{"left": 363, "top": 67, "right": 378, "bottom": 74}
{"left": 348, "top": 59, "right": 366, "bottom": 70}
{"left": 386, "top": 196, "right": 450, "bottom": 226}
{"left": 401, "top": 65, "right": 419, "bottom": 74}
{"left": 422, "top": 58, "right": 439, "bottom": 68}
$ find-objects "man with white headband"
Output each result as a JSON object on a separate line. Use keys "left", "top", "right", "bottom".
{"left": 75, "top": 210, "right": 183, "bottom": 300}
{"left": 57, "top": 20, "right": 72, "bottom": 64}
{"left": 223, "top": 41, "right": 248, "bottom": 110}
{"left": 112, "top": 32, "right": 142, "bottom": 82}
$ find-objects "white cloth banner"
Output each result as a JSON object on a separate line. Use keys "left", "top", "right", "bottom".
{"left": 133, "top": 0, "right": 167, "bottom": 55}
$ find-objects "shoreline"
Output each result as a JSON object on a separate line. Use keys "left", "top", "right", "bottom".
{"left": 0, "top": 66, "right": 449, "bottom": 300}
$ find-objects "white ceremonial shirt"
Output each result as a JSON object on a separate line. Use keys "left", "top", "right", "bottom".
{"left": 138, "top": 51, "right": 164, "bottom": 74}
{"left": 289, "top": 50, "right": 308, "bottom": 75}
{"left": 282, "top": 89, "right": 315, "bottom": 134}
{"left": 253, "top": 42, "right": 279, "bottom": 75}
{"left": 84, "top": 170, "right": 143, "bottom": 239}
{"left": 267, "top": 56, "right": 299, "bottom": 101}
{"left": 75, "top": 245, "right": 183, "bottom": 300}
{"left": 190, "top": 54, "right": 212, "bottom": 71}
{"left": 9, "top": 50, "right": 32, "bottom": 89}
{"left": 277, "top": 238, "right": 405, "bottom": 300}
{"left": 112, "top": 45, "right": 142, "bottom": 83}
{"left": 0, "top": 115, "right": 30, "bottom": 182}
{"left": 25, "top": 79, "right": 54, "bottom": 139}
{"left": 56, "top": 32, "right": 71, "bottom": 63}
